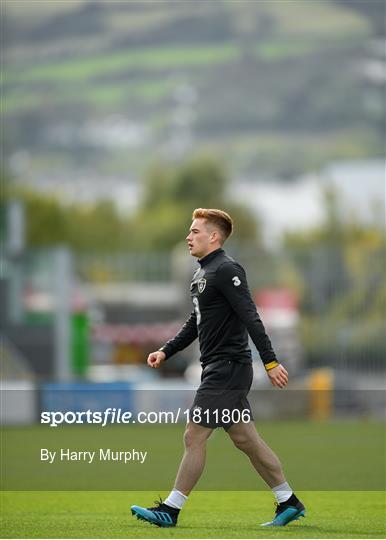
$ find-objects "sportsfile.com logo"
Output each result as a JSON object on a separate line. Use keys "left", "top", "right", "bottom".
{"left": 40, "top": 407, "right": 252, "bottom": 427}
{"left": 40, "top": 408, "right": 183, "bottom": 427}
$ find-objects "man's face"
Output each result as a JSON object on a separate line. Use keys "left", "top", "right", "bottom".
{"left": 186, "top": 218, "right": 217, "bottom": 259}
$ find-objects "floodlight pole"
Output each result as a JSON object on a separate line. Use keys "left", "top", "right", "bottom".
{"left": 6, "top": 201, "right": 25, "bottom": 324}
{"left": 53, "top": 246, "right": 73, "bottom": 382}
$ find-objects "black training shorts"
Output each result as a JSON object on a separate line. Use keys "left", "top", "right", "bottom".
{"left": 189, "top": 359, "right": 253, "bottom": 430}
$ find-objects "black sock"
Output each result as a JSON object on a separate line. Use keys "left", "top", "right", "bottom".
{"left": 283, "top": 493, "right": 298, "bottom": 505}
{"left": 163, "top": 504, "right": 180, "bottom": 515}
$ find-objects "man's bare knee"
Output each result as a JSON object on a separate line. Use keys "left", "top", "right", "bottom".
{"left": 230, "top": 432, "right": 253, "bottom": 453}
{"left": 227, "top": 422, "right": 261, "bottom": 455}
{"left": 230, "top": 432, "right": 246, "bottom": 448}
{"left": 183, "top": 424, "right": 212, "bottom": 450}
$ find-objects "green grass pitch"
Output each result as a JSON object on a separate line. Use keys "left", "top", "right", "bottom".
{"left": 1, "top": 421, "right": 385, "bottom": 537}
{"left": 1, "top": 490, "right": 385, "bottom": 538}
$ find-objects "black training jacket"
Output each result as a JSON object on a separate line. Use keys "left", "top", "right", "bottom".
{"left": 161, "top": 248, "right": 277, "bottom": 367}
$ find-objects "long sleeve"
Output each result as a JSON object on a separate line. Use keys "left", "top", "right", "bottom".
{"left": 160, "top": 310, "right": 198, "bottom": 359}
{"left": 215, "top": 261, "right": 277, "bottom": 366}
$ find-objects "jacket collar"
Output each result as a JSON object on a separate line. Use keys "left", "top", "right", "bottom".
{"left": 198, "top": 248, "right": 224, "bottom": 267}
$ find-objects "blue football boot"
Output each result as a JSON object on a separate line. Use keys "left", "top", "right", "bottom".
{"left": 261, "top": 494, "right": 305, "bottom": 526}
{"left": 131, "top": 499, "right": 179, "bottom": 528}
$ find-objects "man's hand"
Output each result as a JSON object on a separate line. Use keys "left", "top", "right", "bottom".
{"left": 147, "top": 350, "right": 166, "bottom": 368}
{"left": 267, "top": 364, "right": 288, "bottom": 389}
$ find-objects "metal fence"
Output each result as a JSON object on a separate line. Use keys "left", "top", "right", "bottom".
{"left": 3, "top": 242, "right": 385, "bottom": 377}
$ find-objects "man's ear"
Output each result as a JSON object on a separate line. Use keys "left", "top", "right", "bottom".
{"left": 210, "top": 229, "right": 220, "bottom": 244}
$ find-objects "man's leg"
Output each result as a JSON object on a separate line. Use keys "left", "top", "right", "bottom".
{"left": 173, "top": 421, "right": 214, "bottom": 495}
{"left": 227, "top": 421, "right": 305, "bottom": 526}
{"left": 227, "top": 420, "right": 284, "bottom": 487}
{"left": 131, "top": 421, "right": 213, "bottom": 527}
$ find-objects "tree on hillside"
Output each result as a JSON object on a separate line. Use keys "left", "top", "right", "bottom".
{"left": 4, "top": 156, "right": 260, "bottom": 252}
{"left": 284, "top": 187, "right": 386, "bottom": 366}
{"left": 4, "top": 185, "right": 134, "bottom": 253}
{"left": 136, "top": 155, "right": 260, "bottom": 249}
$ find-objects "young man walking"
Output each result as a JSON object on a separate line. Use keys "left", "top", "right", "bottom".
{"left": 131, "top": 208, "right": 305, "bottom": 528}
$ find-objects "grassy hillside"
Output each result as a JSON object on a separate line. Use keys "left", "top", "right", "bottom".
{"left": 3, "top": 1, "right": 384, "bottom": 181}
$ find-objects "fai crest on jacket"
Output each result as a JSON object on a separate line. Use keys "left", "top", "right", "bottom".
{"left": 198, "top": 278, "right": 206, "bottom": 293}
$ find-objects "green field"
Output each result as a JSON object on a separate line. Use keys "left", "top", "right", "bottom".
{"left": 2, "top": 421, "right": 385, "bottom": 491}
{"left": 1, "top": 490, "right": 385, "bottom": 538}
{"left": 1, "top": 420, "right": 385, "bottom": 537}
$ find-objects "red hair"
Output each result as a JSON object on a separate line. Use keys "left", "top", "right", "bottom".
{"left": 192, "top": 208, "right": 233, "bottom": 242}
